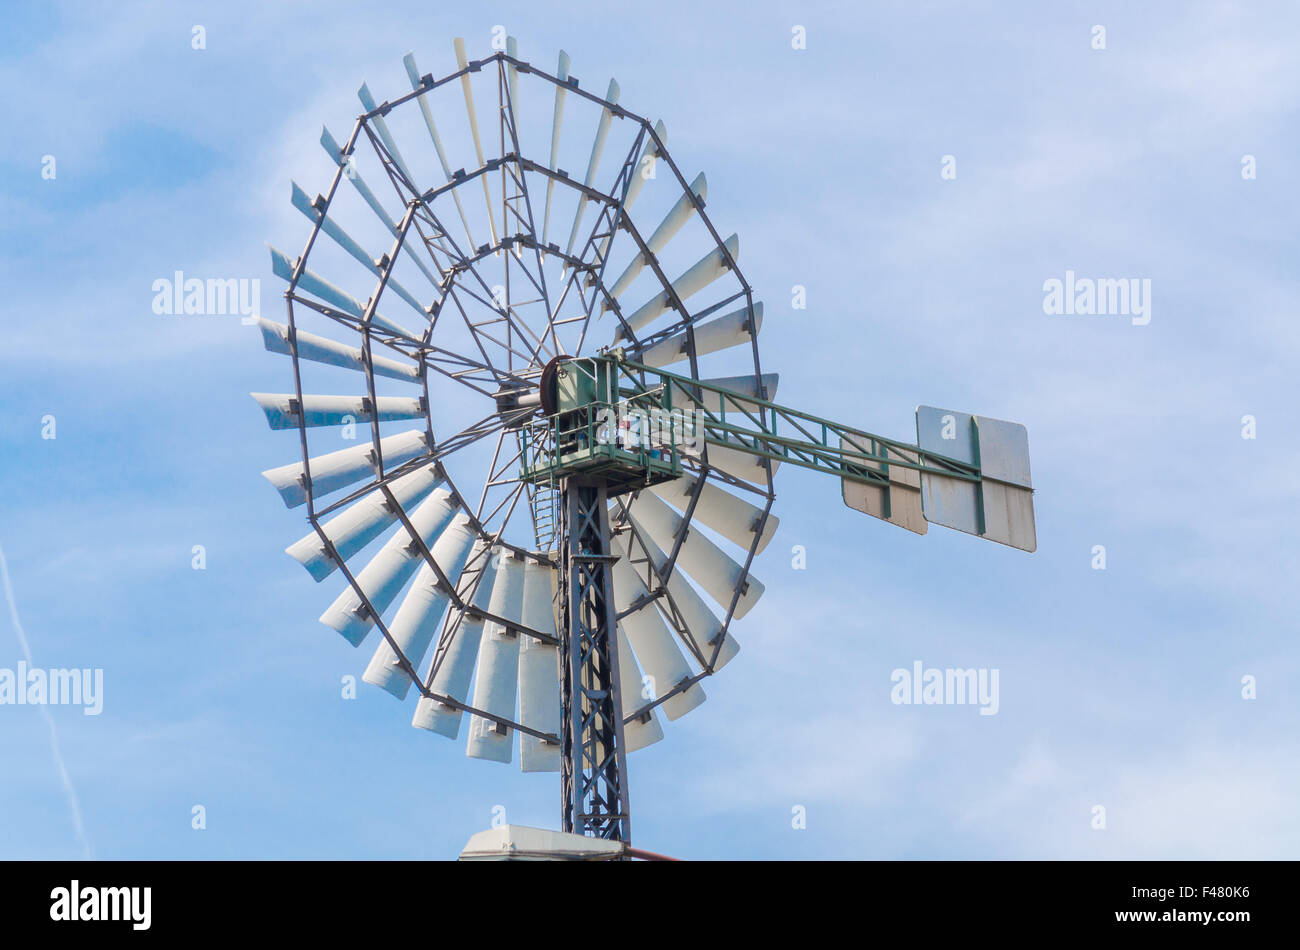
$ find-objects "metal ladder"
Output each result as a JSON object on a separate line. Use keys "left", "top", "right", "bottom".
{"left": 530, "top": 473, "right": 560, "bottom": 553}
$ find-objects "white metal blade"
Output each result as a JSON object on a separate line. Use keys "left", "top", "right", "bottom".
{"left": 593, "top": 120, "right": 667, "bottom": 268}
{"left": 251, "top": 392, "right": 425, "bottom": 430}
{"left": 619, "top": 518, "right": 740, "bottom": 671}
{"left": 285, "top": 465, "right": 442, "bottom": 581}
{"left": 505, "top": 36, "right": 520, "bottom": 121}
{"left": 626, "top": 490, "right": 765, "bottom": 619}
{"left": 610, "top": 544, "right": 706, "bottom": 720}
{"left": 261, "top": 429, "right": 430, "bottom": 509}
{"left": 320, "top": 124, "right": 443, "bottom": 289}
{"left": 362, "top": 512, "right": 477, "bottom": 698}
{"left": 605, "top": 171, "right": 705, "bottom": 306}
{"left": 680, "top": 438, "right": 780, "bottom": 486}
{"left": 453, "top": 38, "right": 499, "bottom": 247}
{"left": 667, "top": 372, "right": 779, "bottom": 417}
{"left": 268, "top": 245, "right": 414, "bottom": 340}
{"left": 614, "top": 234, "right": 739, "bottom": 339}
{"left": 620, "top": 120, "right": 666, "bottom": 216}
{"left": 289, "top": 181, "right": 427, "bottom": 318}
{"left": 412, "top": 542, "right": 499, "bottom": 738}
{"left": 402, "top": 53, "right": 477, "bottom": 250}
{"left": 616, "top": 625, "right": 664, "bottom": 753}
{"left": 357, "top": 82, "right": 418, "bottom": 186}
{"left": 466, "top": 553, "right": 527, "bottom": 763}
{"left": 518, "top": 560, "right": 561, "bottom": 772}
{"left": 636, "top": 301, "right": 762, "bottom": 367}
{"left": 564, "top": 78, "right": 620, "bottom": 259}
{"left": 257, "top": 319, "right": 421, "bottom": 383}
{"left": 542, "top": 50, "right": 571, "bottom": 248}
{"left": 649, "top": 471, "right": 779, "bottom": 555}
{"left": 318, "top": 488, "right": 461, "bottom": 645}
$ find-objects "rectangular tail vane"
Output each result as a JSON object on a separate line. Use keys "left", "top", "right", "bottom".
{"left": 840, "top": 435, "right": 928, "bottom": 536}
{"left": 914, "top": 407, "right": 1036, "bottom": 553}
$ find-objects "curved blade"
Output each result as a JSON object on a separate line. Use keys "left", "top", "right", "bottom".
{"left": 605, "top": 169, "right": 704, "bottom": 306}
{"left": 320, "top": 124, "right": 443, "bottom": 289}
{"left": 505, "top": 36, "right": 520, "bottom": 121}
{"left": 615, "top": 625, "right": 665, "bottom": 751}
{"left": 681, "top": 438, "right": 780, "bottom": 486}
{"left": 610, "top": 549, "right": 706, "bottom": 720}
{"left": 453, "top": 38, "right": 499, "bottom": 248}
{"left": 666, "top": 372, "right": 779, "bottom": 417}
{"left": 563, "top": 78, "right": 620, "bottom": 260}
{"left": 466, "top": 553, "right": 527, "bottom": 763}
{"left": 617, "top": 520, "right": 740, "bottom": 671}
{"left": 402, "top": 53, "right": 477, "bottom": 250}
{"left": 318, "top": 488, "right": 461, "bottom": 645}
{"left": 518, "top": 560, "right": 561, "bottom": 772}
{"left": 290, "top": 181, "right": 427, "bottom": 318}
{"left": 357, "top": 82, "right": 416, "bottom": 187}
{"left": 362, "top": 512, "right": 477, "bottom": 698}
{"left": 257, "top": 319, "right": 421, "bottom": 383}
{"left": 251, "top": 392, "right": 425, "bottom": 430}
{"left": 285, "top": 466, "right": 442, "bottom": 582}
{"left": 412, "top": 541, "right": 499, "bottom": 738}
{"left": 261, "top": 429, "right": 430, "bottom": 509}
{"left": 541, "top": 50, "right": 571, "bottom": 248}
{"left": 593, "top": 120, "right": 667, "bottom": 269}
{"left": 621, "top": 120, "right": 666, "bottom": 214}
{"left": 268, "top": 245, "right": 414, "bottom": 340}
{"left": 634, "top": 300, "right": 763, "bottom": 367}
{"left": 626, "top": 490, "right": 765, "bottom": 619}
{"left": 649, "top": 471, "right": 779, "bottom": 555}
{"left": 614, "top": 233, "right": 739, "bottom": 340}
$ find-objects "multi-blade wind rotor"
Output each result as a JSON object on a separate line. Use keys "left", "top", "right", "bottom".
{"left": 251, "top": 37, "right": 1034, "bottom": 855}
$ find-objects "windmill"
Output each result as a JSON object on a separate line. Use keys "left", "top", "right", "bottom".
{"left": 253, "top": 38, "right": 1036, "bottom": 858}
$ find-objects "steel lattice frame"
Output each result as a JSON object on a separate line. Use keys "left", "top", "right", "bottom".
{"left": 269, "top": 45, "right": 777, "bottom": 837}
{"left": 558, "top": 479, "right": 632, "bottom": 840}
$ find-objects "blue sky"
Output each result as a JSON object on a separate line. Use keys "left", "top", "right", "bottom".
{"left": 1, "top": 0, "right": 1297, "bottom": 860}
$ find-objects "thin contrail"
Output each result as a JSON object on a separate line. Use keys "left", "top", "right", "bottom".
{"left": 0, "top": 542, "right": 93, "bottom": 859}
